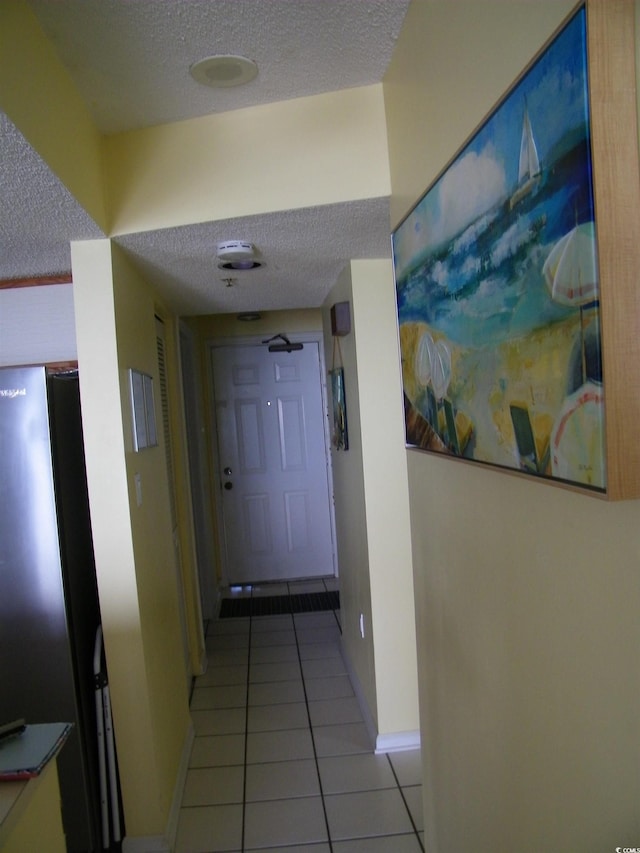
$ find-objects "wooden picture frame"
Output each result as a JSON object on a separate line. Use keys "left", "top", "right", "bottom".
{"left": 585, "top": 0, "right": 640, "bottom": 499}
{"left": 393, "top": 0, "right": 640, "bottom": 500}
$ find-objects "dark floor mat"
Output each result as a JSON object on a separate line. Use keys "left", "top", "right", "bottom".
{"left": 219, "top": 590, "right": 340, "bottom": 618}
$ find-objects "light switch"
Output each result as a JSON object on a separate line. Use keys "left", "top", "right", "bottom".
{"left": 134, "top": 472, "right": 142, "bottom": 506}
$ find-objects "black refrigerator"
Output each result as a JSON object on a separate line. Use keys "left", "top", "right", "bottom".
{"left": 0, "top": 365, "right": 116, "bottom": 851}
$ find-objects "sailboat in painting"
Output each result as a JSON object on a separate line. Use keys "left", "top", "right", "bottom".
{"left": 510, "top": 104, "right": 541, "bottom": 208}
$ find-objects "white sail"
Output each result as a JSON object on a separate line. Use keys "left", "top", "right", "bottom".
{"left": 517, "top": 108, "right": 540, "bottom": 183}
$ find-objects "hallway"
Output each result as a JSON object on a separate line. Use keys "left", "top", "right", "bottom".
{"left": 175, "top": 579, "right": 424, "bottom": 852}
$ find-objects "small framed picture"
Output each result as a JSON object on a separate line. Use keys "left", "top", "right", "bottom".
{"left": 329, "top": 367, "right": 348, "bottom": 451}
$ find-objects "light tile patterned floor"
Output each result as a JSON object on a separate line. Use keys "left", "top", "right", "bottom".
{"left": 175, "top": 580, "right": 424, "bottom": 852}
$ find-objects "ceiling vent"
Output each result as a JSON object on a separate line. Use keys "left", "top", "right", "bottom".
{"left": 190, "top": 55, "right": 258, "bottom": 89}
{"left": 217, "top": 241, "right": 262, "bottom": 270}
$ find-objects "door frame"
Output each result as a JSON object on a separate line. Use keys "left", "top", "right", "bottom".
{"left": 179, "top": 320, "right": 218, "bottom": 619}
{"left": 205, "top": 331, "right": 338, "bottom": 587}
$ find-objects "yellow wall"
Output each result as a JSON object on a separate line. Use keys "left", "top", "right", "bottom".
{"left": 322, "top": 265, "right": 378, "bottom": 729}
{"left": 323, "top": 261, "right": 419, "bottom": 745}
{"left": 192, "top": 308, "right": 323, "bottom": 341}
{"left": 350, "top": 260, "right": 419, "bottom": 742}
{"left": 71, "top": 239, "right": 191, "bottom": 842}
{"left": 104, "top": 85, "right": 390, "bottom": 234}
{"left": 384, "top": 1, "right": 640, "bottom": 849}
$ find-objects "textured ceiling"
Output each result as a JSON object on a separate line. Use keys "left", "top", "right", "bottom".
{"left": 117, "top": 198, "right": 393, "bottom": 315}
{"left": 28, "top": 0, "right": 410, "bottom": 135}
{"left": 1, "top": 0, "right": 411, "bottom": 314}
{"left": 0, "top": 113, "right": 104, "bottom": 280}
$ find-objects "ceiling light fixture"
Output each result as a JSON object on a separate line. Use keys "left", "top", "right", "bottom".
{"left": 217, "top": 240, "right": 262, "bottom": 271}
{"left": 190, "top": 55, "right": 258, "bottom": 89}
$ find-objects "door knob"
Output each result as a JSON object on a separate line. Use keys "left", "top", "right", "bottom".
{"left": 224, "top": 481, "right": 233, "bottom": 490}
{"left": 224, "top": 467, "right": 232, "bottom": 475}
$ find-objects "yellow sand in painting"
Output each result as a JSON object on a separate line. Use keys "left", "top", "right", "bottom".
{"left": 400, "top": 316, "right": 582, "bottom": 468}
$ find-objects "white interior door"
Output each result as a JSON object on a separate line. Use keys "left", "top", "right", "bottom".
{"left": 211, "top": 339, "right": 336, "bottom": 584}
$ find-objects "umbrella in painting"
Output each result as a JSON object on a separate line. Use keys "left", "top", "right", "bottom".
{"left": 543, "top": 221, "right": 598, "bottom": 304}
{"left": 415, "top": 331, "right": 436, "bottom": 387}
{"left": 415, "top": 332, "right": 452, "bottom": 396}
{"left": 431, "top": 339, "right": 452, "bottom": 401}
{"left": 414, "top": 332, "right": 452, "bottom": 435}
{"left": 542, "top": 221, "right": 599, "bottom": 384}
{"left": 550, "top": 380, "right": 605, "bottom": 489}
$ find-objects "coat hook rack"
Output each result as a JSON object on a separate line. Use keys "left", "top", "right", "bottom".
{"left": 262, "top": 333, "right": 304, "bottom": 353}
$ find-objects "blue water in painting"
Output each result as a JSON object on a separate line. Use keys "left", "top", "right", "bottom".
{"left": 393, "top": 7, "right": 596, "bottom": 349}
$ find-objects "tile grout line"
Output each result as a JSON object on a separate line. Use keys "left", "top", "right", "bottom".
{"left": 241, "top": 597, "right": 257, "bottom": 853}
{"left": 290, "top": 589, "right": 335, "bottom": 853}
{"left": 211, "top": 581, "right": 340, "bottom": 851}
{"left": 385, "top": 753, "right": 425, "bottom": 851}
{"left": 185, "top": 589, "right": 336, "bottom": 852}
{"left": 191, "top": 585, "right": 424, "bottom": 851}
{"left": 323, "top": 577, "right": 342, "bottom": 633}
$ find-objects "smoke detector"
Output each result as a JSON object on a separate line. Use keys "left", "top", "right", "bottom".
{"left": 217, "top": 241, "right": 262, "bottom": 270}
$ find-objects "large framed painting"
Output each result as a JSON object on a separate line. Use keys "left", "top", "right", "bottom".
{"left": 393, "top": 4, "right": 606, "bottom": 492}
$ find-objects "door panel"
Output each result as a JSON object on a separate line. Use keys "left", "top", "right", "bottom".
{"left": 284, "top": 491, "right": 312, "bottom": 550}
{"left": 211, "top": 340, "right": 335, "bottom": 584}
{"left": 279, "top": 397, "right": 306, "bottom": 469}
{"left": 237, "top": 398, "right": 265, "bottom": 472}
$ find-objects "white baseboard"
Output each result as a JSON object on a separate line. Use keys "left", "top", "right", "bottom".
{"left": 340, "top": 638, "right": 421, "bottom": 756}
{"left": 374, "top": 730, "right": 421, "bottom": 754}
{"left": 339, "top": 638, "right": 377, "bottom": 750}
{"left": 122, "top": 835, "right": 170, "bottom": 853}
{"left": 122, "top": 721, "right": 194, "bottom": 853}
